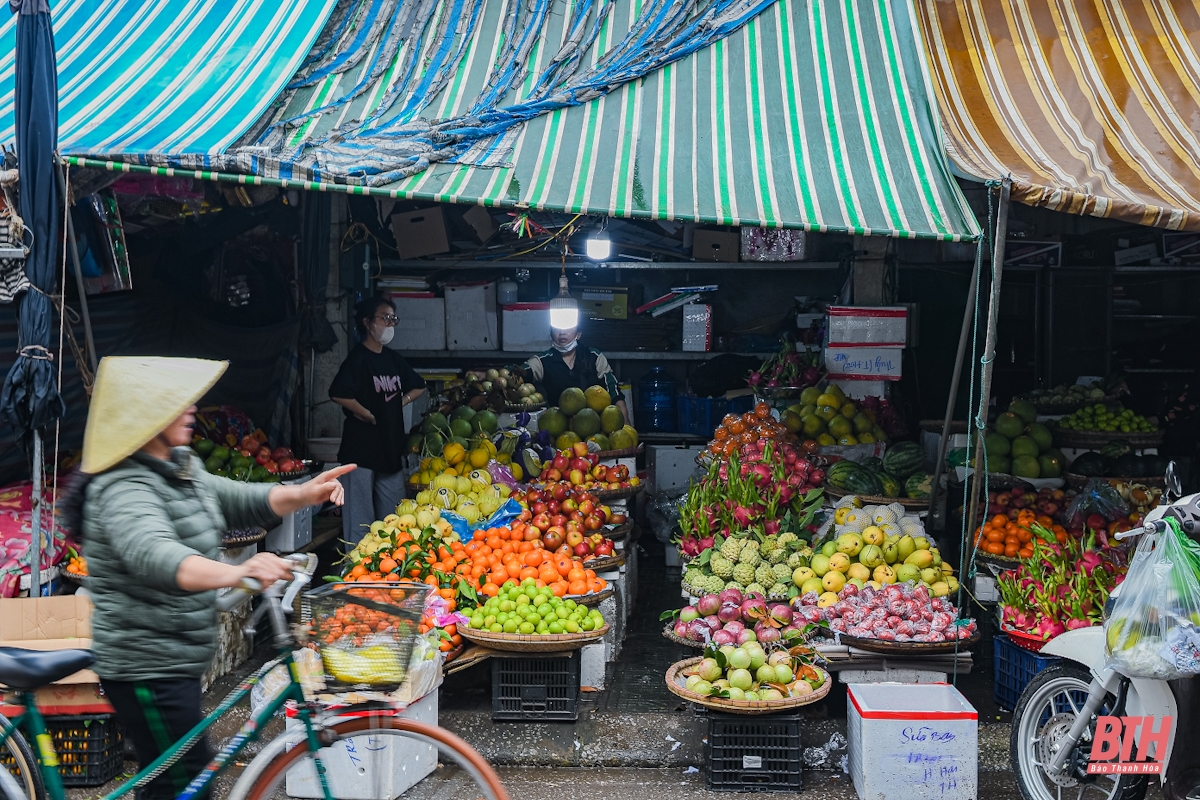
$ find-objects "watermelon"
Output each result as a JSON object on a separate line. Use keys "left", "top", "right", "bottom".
{"left": 859, "top": 456, "right": 884, "bottom": 473}
{"left": 882, "top": 442, "right": 925, "bottom": 479}
{"left": 830, "top": 464, "right": 884, "bottom": 496}
{"left": 877, "top": 472, "right": 901, "bottom": 498}
{"left": 905, "top": 471, "right": 933, "bottom": 500}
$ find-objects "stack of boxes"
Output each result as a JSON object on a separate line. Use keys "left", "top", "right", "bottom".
{"left": 824, "top": 305, "right": 908, "bottom": 397}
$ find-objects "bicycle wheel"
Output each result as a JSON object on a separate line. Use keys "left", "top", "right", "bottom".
{"left": 0, "top": 716, "right": 45, "bottom": 800}
{"left": 229, "top": 716, "right": 508, "bottom": 800}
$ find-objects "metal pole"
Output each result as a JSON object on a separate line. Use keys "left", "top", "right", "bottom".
{"left": 928, "top": 243, "right": 984, "bottom": 530}
{"left": 56, "top": 163, "right": 97, "bottom": 372}
{"left": 963, "top": 179, "right": 1012, "bottom": 550}
{"left": 29, "top": 430, "right": 42, "bottom": 596}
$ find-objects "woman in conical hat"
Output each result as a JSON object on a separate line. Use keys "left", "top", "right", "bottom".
{"left": 65, "top": 356, "right": 354, "bottom": 800}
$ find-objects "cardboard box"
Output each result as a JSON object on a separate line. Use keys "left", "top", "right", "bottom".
{"left": 444, "top": 281, "right": 498, "bottom": 350}
{"left": 389, "top": 207, "right": 450, "bottom": 260}
{"left": 646, "top": 445, "right": 705, "bottom": 496}
{"left": 387, "top": 294, "right": 446, "bottom": 351}
{"left": 461, "top": 205, "right": 496, "bottom": 242}
{"left": 692, "top": 229, "right": 740, "bottom": 262}
{"left": 825, "top": 346, "right": 903, "bottom": 380}
{"left": 577, "top": 285, "right": 631, "bottom": 320}
{"left": 501, "top": 302, "right": 552, "bottom": 352}
{"left": 827, "top": 306, "right": 908, "bottom": 346}
{"left": 682, "top": 304, "right": 712, "bottom": 352}
{"left": 0, "top": 595, "right": 94, "bottom": 666}
{"left": 1, "top": 682, "right": 114, "bottom": 717}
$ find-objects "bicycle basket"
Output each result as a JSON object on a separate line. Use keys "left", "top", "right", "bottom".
{"left": 302, "top": 582, "right": 430, "bottom": 692}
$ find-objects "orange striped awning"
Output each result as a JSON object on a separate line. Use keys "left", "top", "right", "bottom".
{"left": 915, "top": 0, "right": 1200, "bottom": 231}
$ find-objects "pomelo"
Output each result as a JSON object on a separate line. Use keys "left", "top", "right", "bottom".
{"left": 984, "top": 432, "right": 1010, "bottom": 456}
{"left": 539, "top": 407, "right": 568, "bottom": 437}
{"left": 600, "top": 405, "right": 625, "bottom": 433}
{"left": 1009, "top": 398, "right": 1038, "bottom": 424}
{"left": 555, "top": 432, "right": 581, "bottom": 450}
{"left": 1012, "top": 455, "right": 1041, "bottom": 478}
{"left": 1011, "top": 435, "right": 1040, "bottom": 458}
{"left": 571, "top": 408, "right": 602, "bottom": 438}
{"left": 1025, "top": 422, "right": 1053, "bottom": 452}
{"left": 994, "top": 412, "right": 1024, "bottom": 439}
{"left": 584, "top": 385, "right": 612, "bottom": 413}
{"left": 559, "top": 387, "right": 587, "bottom": 416}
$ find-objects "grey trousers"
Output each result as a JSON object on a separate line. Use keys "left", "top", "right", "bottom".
{"left": 342, "top": 466, "right": 407, "bottom": 547}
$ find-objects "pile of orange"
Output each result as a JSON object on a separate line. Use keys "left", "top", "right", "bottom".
{"left": 342, "top": 522, "right": 608, "bottom": 610}
{"left": 466, "top": 523, "right": 608, "bottom": 599}
{"left": 707, "top": 402, "right": 794, "bottom": 459}
{"left": 316, "top": 586, "right": 415, "bottom": 647}
{"left": 65, "top": 554, "right": 87, "bottom": 576}
{"left": 418, "top": 618, "right": 462, "bottom": 653}
{"left": 974, "top": 511, "right": 1068, "bottom": 560}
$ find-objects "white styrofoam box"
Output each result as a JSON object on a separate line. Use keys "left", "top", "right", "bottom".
{"left": 501, "top": 302, "right": 552, "bottom": 352}
{"left": 827, "top": 305, "right": 908, "bottom": 346}
{"left": 265, "top": 475, "right": 316, "bottom": 552}
{"left": 387, "top": 294, "right": 445, "bottom": 351}
{"left": 285, "top": 690, "right": 438, "bottom": 800}
{"left": 682, "top": 304, "right": 712, "bottom": 352}
{"left": 580, "top": 642, "right": 607, "bottom": 690}
{"left": 973, "top": 574, "right": 998, "bottom": 603}
{"left": 825, "top": 346, "right": 903, "bottom": 380}
{"left": 840, "top": 669, "right": 948, "bottom": 684}
{"left": 827, "top": 378, "right": 890, "bottom": 400}
{"left": 444, "top": 281, "right": 498, "bottom": 350}
{"left": 646, "top": 444, "right": 705, "bottom": 496}
{"left": 498, "top": 408, "right": 543, "bottom": 432}
{"left": 847, "top": 683, "right": 977, "bottom": 800}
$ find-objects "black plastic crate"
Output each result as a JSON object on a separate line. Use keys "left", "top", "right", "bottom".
{"left": 705, "top": 710, "right": 803, "bottom": 792}
{"left": 1, "top": 714, "right": 124, "bottom": 787}
{"left": 491, "top": 654, "right": 579, "bottom": 721}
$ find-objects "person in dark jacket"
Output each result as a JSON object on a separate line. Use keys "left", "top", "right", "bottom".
{"left": 330, "top": 294, "right": 427, "bottom": 545}
{"left": 73, "top": 356, "right": 353, "bottom": 800}
{"left": 525, "top": 321, "right": 627, "bottom": 419}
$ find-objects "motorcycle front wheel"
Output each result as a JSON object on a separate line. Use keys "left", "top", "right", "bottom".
{"left": 1011, "top": 663, "right": 1147, "bottom": 800}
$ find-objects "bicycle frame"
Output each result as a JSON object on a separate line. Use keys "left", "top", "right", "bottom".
{"left": 0, "top": 649, "right": 337, "bottom": 800}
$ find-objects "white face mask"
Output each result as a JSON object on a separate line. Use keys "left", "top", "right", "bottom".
{"left": 375, "top": 325, "right": 395, "bottom": 345}
{"left": 552, "top": 337, "right": 578, "bottom": 354}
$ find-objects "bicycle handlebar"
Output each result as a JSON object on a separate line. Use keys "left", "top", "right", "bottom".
{"left": 215, "top": 555, "right": 317, "bottom": 651}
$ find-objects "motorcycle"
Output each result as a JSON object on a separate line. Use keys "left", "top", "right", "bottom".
{"left": 1011, "top": 463, "right": 1200, "bottom": 800}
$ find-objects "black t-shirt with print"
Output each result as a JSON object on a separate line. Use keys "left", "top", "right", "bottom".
{"left": 329, "top": 345, "right": 426, "bottom": 473}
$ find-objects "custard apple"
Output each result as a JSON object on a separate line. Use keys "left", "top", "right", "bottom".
{"left": 773, "top": 562, "right": 793, "bottom": 584}
{"left": 777, "top": 531, "right": 799, "bottom": 548}
{"left": 710, "top": 553, "right": 735, "bottom": 579}
{"left": 787, "top": 551, "right": 808, "bottom": 570}
{"left": 769, "top": 582, "right": 790, "bottom": 597}
{"left": 732, "top": 562, "right": 756, "bottom": 586}
{"left": 719, "top": 537, "right": 744, "bottom": 562}
{"left": 768, "top": 547, "right": 787, "bottom": 565}
{"left": 705, "top": 574, "right": 727, "bottom": 593}
{"left": 755, "top": 564, "right": 777, "bottom": 587}
{"left": 745, "top": 582, "right": 767, "bottom": 597}
{"left": 738, "top": 548, "right": 761, "bottom": 568}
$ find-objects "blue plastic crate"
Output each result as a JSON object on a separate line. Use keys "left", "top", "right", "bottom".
{"left": 687, "top": 396, "right": 729, "bottom": 437}
{"left": 993, "top": 634, "right": 1060, "bottom": 711}
{"left": 728, "top": 395, "right": 755, "bottom": 415}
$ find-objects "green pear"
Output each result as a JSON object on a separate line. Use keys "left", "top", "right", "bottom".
{"left": 895, "top": 564, "right": 920, "bottom": 583}
{"left": 914, "top": 536, "right": 930, "bottom": 551}
{"left": 904, "top": 550, "right": 934, "bottom": 569}
{"left": 882, "top": 541, "right": 900, "bottom": 565}
{"left": 897, "top": 535, "right": 917, "bottom": 562}
{"left": 930, "top": 548, "right": 942, "bottom": 568}
{"left": 919, "top": 568, "right": 940, "bottom": 584}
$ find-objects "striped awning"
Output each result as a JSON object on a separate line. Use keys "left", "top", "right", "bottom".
{"left": 915, "top": 0, "right": 1200, "bottom": 231}
{"left": 119, "top": 0, "right": 980, "bottom": 241}
{"left": 0, "top": 0, "right": 337, "bottom": 155}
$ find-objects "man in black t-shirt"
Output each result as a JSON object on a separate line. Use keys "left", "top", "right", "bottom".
{"left": 330, "top": 295, "right": 427, "bottom": 543}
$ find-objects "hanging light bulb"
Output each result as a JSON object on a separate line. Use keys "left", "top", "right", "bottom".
{"left": 549, "top": 272, "right": 579, "bottom": 330}
{"left": 585, "top": 234, "right": 611, "bottom": 261}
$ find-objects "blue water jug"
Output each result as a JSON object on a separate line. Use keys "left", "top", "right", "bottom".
{"left": 638, "top": 367, "right": 676, "bottom": 432}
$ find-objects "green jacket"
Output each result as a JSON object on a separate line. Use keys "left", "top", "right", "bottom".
{"left": 83, "top": 448, "right": 278, "bottom": 682}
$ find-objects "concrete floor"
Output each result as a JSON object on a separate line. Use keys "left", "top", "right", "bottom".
{"left": 61, "top": 538, "right": 1155, "bottom": 799}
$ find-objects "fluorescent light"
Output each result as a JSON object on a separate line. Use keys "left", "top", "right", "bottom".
{"left": 585, "top": 235, "right": 611, "bottom": 261}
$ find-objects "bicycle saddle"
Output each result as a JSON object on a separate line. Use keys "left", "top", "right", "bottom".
{"left": 0, "top": 647, "right": 95, "bottom": 691}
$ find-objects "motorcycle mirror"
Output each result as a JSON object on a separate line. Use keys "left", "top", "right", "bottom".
{"left": 1166, "top": 461, "right": 1183, "bottom": 502}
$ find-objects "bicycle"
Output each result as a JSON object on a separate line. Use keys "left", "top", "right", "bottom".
{"left": 0, "top": 554, "right": 508, "bottom": 800}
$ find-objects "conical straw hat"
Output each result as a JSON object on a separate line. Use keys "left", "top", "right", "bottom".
{"left": 82, "top": 357, "right": 227, "bottom": 474}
